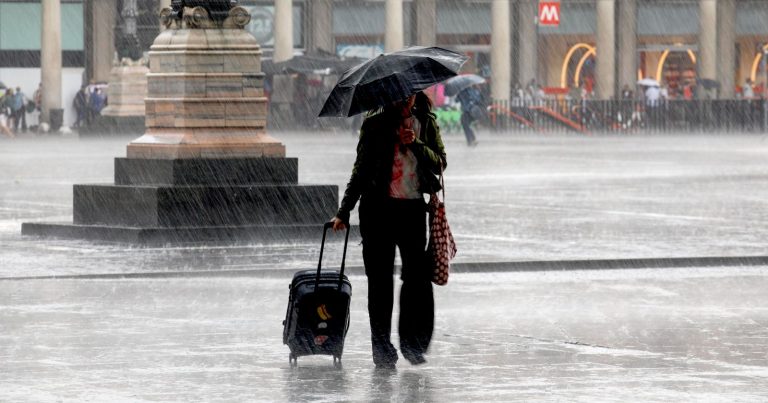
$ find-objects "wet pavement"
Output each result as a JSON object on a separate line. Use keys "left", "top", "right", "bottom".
{"left": 2, "top": 131, "right": 768, "bottom": 400}
{"left": 2, "top": 268, "right": 768, "bottom": 401}
{"left": 2, "top": 131, "right": 768, "bottom": 278}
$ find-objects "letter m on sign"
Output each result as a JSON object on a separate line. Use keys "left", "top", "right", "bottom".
{"left": 539, "top": 1, "right": 560, "bottom": 26}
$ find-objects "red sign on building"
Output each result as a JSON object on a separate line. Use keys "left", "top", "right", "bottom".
{"left": 539, "top": 1, "right": 561, "bottom": 26}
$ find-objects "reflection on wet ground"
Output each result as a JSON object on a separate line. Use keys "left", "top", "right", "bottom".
{"left": 1, "top": 269, "right": 767, "bottom": 401}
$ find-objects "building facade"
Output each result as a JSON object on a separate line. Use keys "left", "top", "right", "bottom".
{"left": 2, "top": 0, "right": 768, "bottom": 126}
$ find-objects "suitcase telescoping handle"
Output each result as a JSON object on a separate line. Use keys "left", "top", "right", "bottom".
{"left": 316, "top": 221, "right": 350, "bottom": 291}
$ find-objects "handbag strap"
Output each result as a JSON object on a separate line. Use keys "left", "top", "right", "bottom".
{"left": 438, "top": 161, "right": 446, "bottom": 201}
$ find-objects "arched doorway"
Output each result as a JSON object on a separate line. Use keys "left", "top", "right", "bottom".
{"left": 638, "top": 45, "right": 697, "bottom": 98}
{"left": 561, "top": 43, "right": 596, "bottom": 91}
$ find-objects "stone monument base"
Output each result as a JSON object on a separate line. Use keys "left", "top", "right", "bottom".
{"left": 22, "top": 5, "right": 346, "bottom": 246}
{"left": 21, "top": 222, "right": 349, "bottom": 245}
{"left": 78, "top": 63, "right": 150, "bottom": 136}
{"left": 22, "top": 157, "right": 344, "bottom": 245}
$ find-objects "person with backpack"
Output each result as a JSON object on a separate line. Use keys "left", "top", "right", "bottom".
{"left": 11, "top": 87, "right": 27, "bottom": 133}
{"left": 456, "top": 85, "right": 483, "bottom": 147}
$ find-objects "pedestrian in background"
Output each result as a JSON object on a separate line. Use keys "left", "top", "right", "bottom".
{"left": 73, "top": 86, "right": 88, "bottom": 129}
{"left": 0, "top": 89, "right": 14, "bottom": 138}
{"left": 11, "top": 87, "right": 27, "bottom": 133}
{"left": 88, "top": 87, "right": 106, "bottom": 123}
{"left": 32, "top": 83, "right": 43, "bottom": 129}
{"left": 742, "top": 79, "right": 754, "bottom": 99}
{"left": 511, "top": 82, "right": 524, "bottom": 107}
{"left": 621, "top": 85, "right": 633, "bottom": 100}
{"left": 456, "top": 84, "right": 482, "bottom": 147}
{"left": 33, "top": 83, "right": 42, "bottom": 111}
{"left": 331, "top": 91, "right": 446, "bottom": 370}
{"left": 2, "top": 88, "right": 16, "bottom": 131}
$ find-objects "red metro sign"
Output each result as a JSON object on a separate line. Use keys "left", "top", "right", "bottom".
{"left": 539, "top": 1, "right": 561, "bottom": 26}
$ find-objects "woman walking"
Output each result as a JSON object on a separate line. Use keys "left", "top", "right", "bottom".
{"left": 331, "top": 92, "right": 446, "bottom": 369}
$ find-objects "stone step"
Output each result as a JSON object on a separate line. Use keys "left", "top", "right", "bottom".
{"left": 21, "top": 222, "right": 355, "bottom": 245}
{"left": 73, "top": 184, "right": 338, "bottom": 228}
{"left": 114, "top": 157, "right": 298, "bottom": 186}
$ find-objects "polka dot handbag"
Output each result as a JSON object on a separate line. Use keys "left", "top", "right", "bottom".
{"left": 427, "top": 191, "right": 457, "bottom": 286}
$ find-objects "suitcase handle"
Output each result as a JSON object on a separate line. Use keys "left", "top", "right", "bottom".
{"left": 316, "top": 221, "right": 350, "bottom": 291}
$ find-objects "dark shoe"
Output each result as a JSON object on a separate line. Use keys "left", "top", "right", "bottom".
{"left": 402, "top": 351, "right": 427, "bottom": 366}
{"left": 374, "top": 361, "right": 397, "bottom": 371}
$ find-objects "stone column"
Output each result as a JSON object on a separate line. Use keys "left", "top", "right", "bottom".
{"left": 491, "top": 0, "right": 511, "bottom": 101}
{"left": 310, "top": 0, "right": 333, "bottom": 53}
{"left": 699, "top": 0, "right": 717, "bottom": 98}
{"left": 414, "top": 0, "right": 437, "bottom": 46}
{"left": 518, "top": 0, "right": 538, "bottom": 87}
{"left": 617, "top": 0, "right": 637, "bottom": 94}
{"left": 718, "top": 0, "right": 736, "bottom": 98}
{"left": 596, "top": 0, "right": 616, "bottom": 99}
{"left": 273, "top": 0, "right": 293, "bottom": 62}
{"left": 91, "top": 0, "right": 117, "bottom": 83}
{"left": 41, "top": 0, "right": 63, "bottom": 129}
{"left": 385, "top": 0, "right": 404, "bottom": 52}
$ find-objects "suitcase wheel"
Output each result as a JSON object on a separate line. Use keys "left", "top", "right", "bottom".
{"left": 289, "top": 353, "right": 298, "bottom": 368}
{"left": 333, "top": 355, "right": 342, "bottom": 370}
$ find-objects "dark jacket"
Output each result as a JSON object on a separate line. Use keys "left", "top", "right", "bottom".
{"left": 457, "top": 87, "right": 482, "bottom": 113}
{"left": 336, "top": 107, "right": 447, "bottom": 223}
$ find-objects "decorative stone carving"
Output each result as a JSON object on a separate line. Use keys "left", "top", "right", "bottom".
{"left": 224, "top": 6, "right": 251, "bottom": 29}
{"left": 161, "top": 0, "right": 248, "bottom": 30}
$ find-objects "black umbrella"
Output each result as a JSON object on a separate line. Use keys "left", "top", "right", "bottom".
{"left": 318, "top": 46, "right": 468, "bottom": 117}
{"left": 443, "top": 74, "right": 486, "bottom": 97}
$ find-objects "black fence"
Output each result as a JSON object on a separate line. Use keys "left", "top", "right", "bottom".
{"left": 488, "top": 99, "right": 768, "bottom": 134}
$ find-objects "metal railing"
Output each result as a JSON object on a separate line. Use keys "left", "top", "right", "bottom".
{"left": 487, "top": 99, "right": 768, "bottom": 134}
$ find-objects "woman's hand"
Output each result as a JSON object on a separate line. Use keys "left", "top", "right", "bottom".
{"left": 331, "top": 216, "right": 347, "bottom": 232}
{"left": 399, "top": 127, "right": 416, "bottom": 145}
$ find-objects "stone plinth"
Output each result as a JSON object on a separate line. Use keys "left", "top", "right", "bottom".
{"left": 102, "top": 63, "right": 150, "bottom": 117}
{"left": 128, "top": 25, "right": 280, "bottom": 159}
{"left": 22, "top": 4, "right": 340, "bottom": 245}
{"left": 82, "top": 62, "right": 149, "bottom": 136}
{"left": 22, "top": 155, "right": 340, "bottom": 245}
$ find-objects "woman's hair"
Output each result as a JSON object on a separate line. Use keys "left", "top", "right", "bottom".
{"left": 412, "top": 91, "right": 436, "bottom": 121}
{"left": 413, "top": 91, "right": 432, "bottom": 113}
{"left": 372, "top": 91, "right": 434, "bottom": 124}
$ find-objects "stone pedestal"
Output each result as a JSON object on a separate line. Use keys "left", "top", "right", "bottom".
{"left": 103, "top": 63, "right": 149, "bottom": 118}
{"left": 22, "top": 4, "right": 340, "bottom": 245}
{"left": 84, "top": 61, "right": 149, "bottom": 135}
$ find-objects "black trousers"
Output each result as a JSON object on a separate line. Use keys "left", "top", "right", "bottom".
{"left": 461, "top": 112, "right": 476, "bottom": 145}
{"left": 359, "top": 197, "right": 434, "bottom": 365}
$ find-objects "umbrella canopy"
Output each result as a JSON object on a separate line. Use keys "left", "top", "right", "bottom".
{"left": 318, "top": 46, "right": 468, "bottom": 117}
{"left": 443, "top": 74, "right": 486, "bottom": 97}
{"left": 637, "top": 78, "right": 660, "bottom": 87}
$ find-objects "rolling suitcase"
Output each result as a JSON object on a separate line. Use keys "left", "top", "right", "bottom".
{"left": 283, "top": 222, "right": 352, "bottom": 368}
